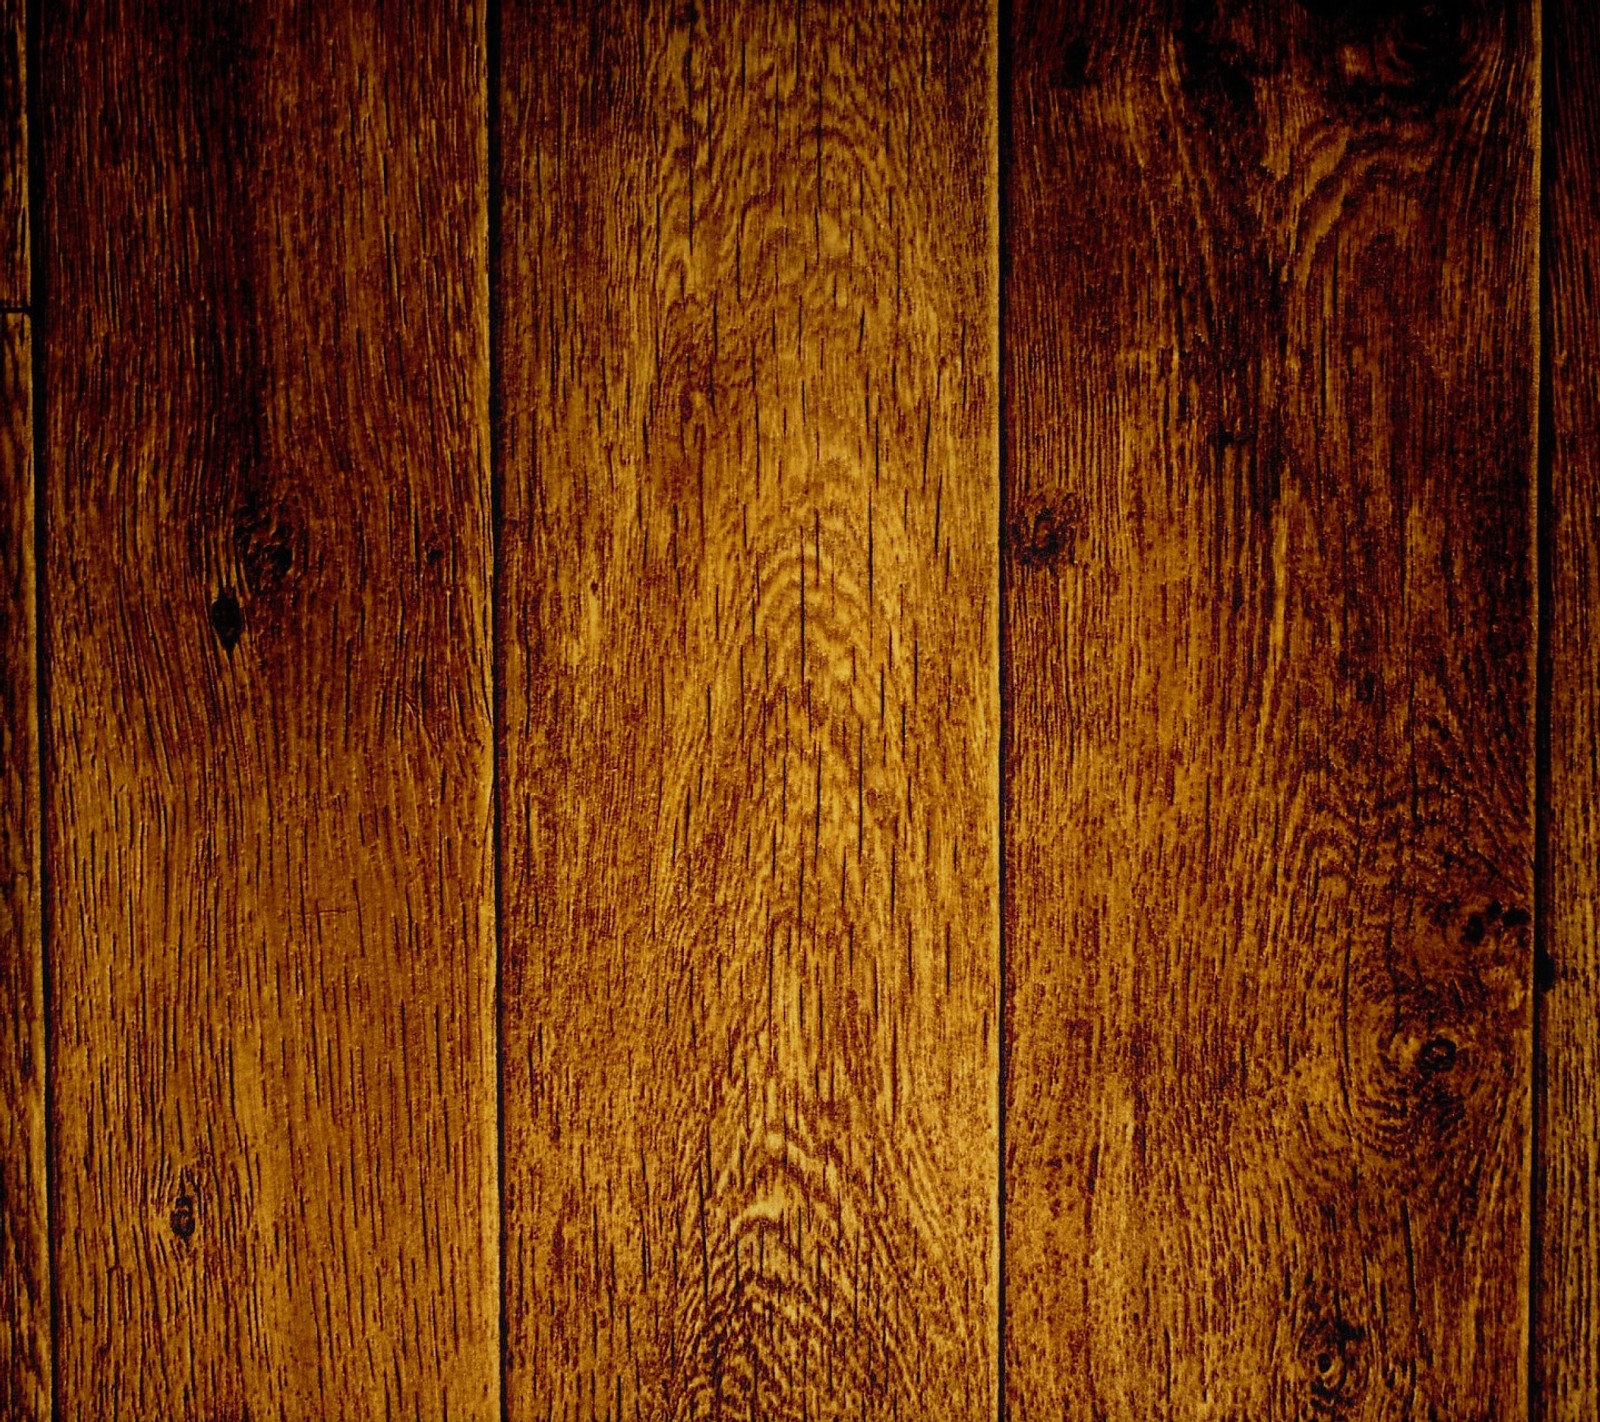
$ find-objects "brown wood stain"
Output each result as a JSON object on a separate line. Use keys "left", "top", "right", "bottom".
{"left": 0, "top": 1, "right": 1587, "bottom": 1418}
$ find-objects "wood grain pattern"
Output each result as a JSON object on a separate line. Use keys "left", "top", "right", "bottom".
{"left": 1003, "top": 2, "right": 1538, "bottom": 1416}
{"left": 43, "top": 2, "right": 497, "bottom": 1416}
{"left": 496, "top": 0, "right": 998, "bottom": 1413}
{"left": 1539, "top": 0, "right": 1599, "bottom": 1412}
{"left": 0, "top": 314, "right": 47, "bottom": 1422}
{"left": 0, "top": 0, "right": 24, "bottom": 305}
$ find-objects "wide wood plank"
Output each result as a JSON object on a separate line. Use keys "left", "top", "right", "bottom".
{"left": 0, "top": 0, "right": 24, "bottom": 304}
{"left": 43, "top": 3, "right": 497, "bottom": 1415}
{"left": 1540, "top": 0, "right": 1599, "bottom": 1413}
{"left": 1003, "top": 3, "right": 1538, "bottom": 1416}
{"left": 496, "top": 1, "right": 999, "bottom": 1413}
{"left": 0, "top": 314, "right": 46, "bottom": 1421}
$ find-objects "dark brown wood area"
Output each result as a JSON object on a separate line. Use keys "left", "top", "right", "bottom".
{"left": 1004, "top": 2, "right": 1538, "bottom": 1416}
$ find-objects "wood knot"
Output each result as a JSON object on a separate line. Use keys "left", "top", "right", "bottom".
{"left": 1341, "top": 960, "right": 1497, "bottom": 1162}
{"left": 169, "top": 1192, "right": 196, "bottom": 1241}
{"left": 1459, "top": 898, "right": 1528, "bottom": 947}
{"left": 209, "top": 590, "right": 244, "bottom": 652}
{"left": 233, "top": 484, "right": 304, "bottom": 601}
{"left": 1415, "top": 1033, "right": 1458, "bottom": 1076}
{"left": 1175, "top": 12, "right": 1259, "bottom": 126}
{"left": 1304, "top": 1316, "right": 1365, "bottom": 1413}
{"left": 1049, "top": 35, "right": 1091, "bottom": 90}
{"left": 1310, "top": 0, "right": 1482, "bottom": 108}
{"left": 1365, "top": 1009, "right": 1472, "bottom": 1147}
{"left": 1009, "top": 497, "right": 1080, "bottom": 569}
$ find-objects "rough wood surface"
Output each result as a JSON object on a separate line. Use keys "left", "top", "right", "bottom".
{"left": 1540, "top": 0, "right": 1599, "bottom": 1413}
{"left": 0, "top": 314, "right": 47, "bottom": 1422}
{"left": 42, "top": 2, "right": 498, "bottom": 1416}
{"left": 495, "top": 0, "right": 999, "bottom": 1413}
{"left": 0, "top": 0, "right": 25, "bottom": 305}
{"left": 1002, "top": 2, "right": 1539, "bottom": 1416}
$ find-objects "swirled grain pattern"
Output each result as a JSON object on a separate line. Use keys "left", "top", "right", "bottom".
{"left": 1004, "top": 1, "right": 1537, "bottom": 1416}
{"left": 497, "top": 1, "right": 999, "bottom": 1414}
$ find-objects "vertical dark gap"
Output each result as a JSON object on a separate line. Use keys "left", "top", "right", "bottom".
{"left": 23, "top": 0, "right": 54, "bottom": 1416}
{"left": 485, "top": 0, "right": 508, "bottom": 1416}
{"left": 995, "top": 0, "right": 1013, "bottom": 1418}
{"left": 1530, "top": 0, "right": 1553, "bottom": 1412}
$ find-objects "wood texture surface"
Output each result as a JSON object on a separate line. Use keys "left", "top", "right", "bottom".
{"left": 0, "top": 0, "right": 25, "bottom": 305}
{"left": 0, "top": 313, "right": 47, "bottom": 1422}
{"left": 1539, "top": 0, "right": 1599, "bottom": 1413}
{"left": 1002, "top": 2, "right": 1539, "bottom": 1416}
{"left": 42, "top": 3, "right": 497, "bottom": 1416}
{"left": 495, "top": 0, "right": 999, "bottom": 1413}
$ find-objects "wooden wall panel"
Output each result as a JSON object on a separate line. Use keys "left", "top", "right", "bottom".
{"left": 1540, "top": 0, "right": 1599, "bottom": 1412}
{"left": 42, "top": 3, "right": 497, "bottom": 1415}
{"left": 0, "top": 312, "right": 46, "bottom": 1421}
{"left": 1, "top": 0, "right": 41, "bottom": 1404}
{"left": 1003, "top": 2, "right": 1539, "bottom": 1416}
{"left": 496, "top": 0, "right": 999, "bottom": 1414}
{"left": 0, "top": 0, "right": 24, "bottom": 305}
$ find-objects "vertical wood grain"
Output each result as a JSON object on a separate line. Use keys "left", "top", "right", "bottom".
{"left": 1539, "top": 0, "right": 1598, "bottom": 1412}
{"left": 1003, "top": 2, "right": 1539, "bottom": 1416}
{"left": 43, "top": 2, "right": 497, "bottom": 1415}
{"left": 0, "top": 0, "right": 24, "bottom": 305}
{"left": 0, "top": 312, "right": 46, "bottom": 1421}
{"left": 495, "top": 1, "right": 999, "bottom": 1414}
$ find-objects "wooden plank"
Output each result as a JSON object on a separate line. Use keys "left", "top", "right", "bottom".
{"left": 1, "top": 0, "right": 42, "bottom": 1403}
{"left": 0, "top": 314, "right": 47, "bottom": 1420}
{"left": 43, "top": 3, "right": 497, "bottom": 1416}
{"left": 0, "top": 0, "right": 25, "bottom": 304}
{"left": 1539, "top": 0, "right": 1599, "bottom": 1413}
{"left": 496, "top": 0, "right": 999, "bottom": 1413}
{"left": 1002, "top": 3, "right": 1539, "bottom": 1416}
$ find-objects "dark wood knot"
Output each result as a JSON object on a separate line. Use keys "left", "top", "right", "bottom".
{"left": 1416, "top": 1034, "right": 1457, "bottom": 1076}
{"left": 1305, "top": 1316, "right": 1365, "bottom": 1413}
{"left": 1462, "top": 899, "right": 1529, "bottom": 947}
{"left": 1309, "top": 0, "right": 1482, "bottom": 108}
{"left": 234, "top": 498, "right": 301, "bottom": 600}
{"left": 209, "top": 590, "right": 243, "bottom": 653}
{"left": 169, "top": 1192, "right": 196, "bottom": 1241}
{"left": 1009, "top": 497, "right": 1080, "bottom": 569}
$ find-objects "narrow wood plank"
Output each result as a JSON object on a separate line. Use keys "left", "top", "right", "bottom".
{"left": 0, "top": 314, "right": 47, "bottom": 1421}
{"left": 44, "top": 3, "right": 497, "bottom": 1416}
{"left": 1540, "top": 0, "right": 1599, "bottom": 1412}
{"left": 0, "top": 0, "right": 25, "bottom": 304}
{"left": 1003, "top": 3, "right": 1538, "bottom": 1416}
{"left": 497, "top": 1, "right": 999, "bottom": 1413}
